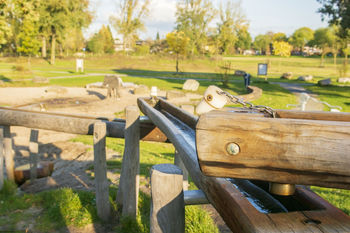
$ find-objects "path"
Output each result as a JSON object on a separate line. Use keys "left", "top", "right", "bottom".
{"left": 270, "top": 82, "right": 324, "bottom": 111}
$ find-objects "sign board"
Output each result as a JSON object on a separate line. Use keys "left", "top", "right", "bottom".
{"left": 76, "top": 59, "right": 84, "bottom": 72}
{"left": 257, "top": 63, "right": 268, "bottom": 76}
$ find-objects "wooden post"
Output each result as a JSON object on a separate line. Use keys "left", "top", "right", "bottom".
{"left": 29, "top": 129, "right": 39, "bottom": 182}
{"left": 3, "top": 126, "right": 14, "bottom": 181}
{"left": 174, "top": 150, "right": 189, "bottom": 190}
{"left": 93, "top": 122, "right": 111, "bottom": 221}
{"left": 116, "top": 106, "right": 140, "bottom": 217}
{"left": 150, "top": 164, "right": 185, "bottom": 233}
{"left": 0, "top": 127, "right": 4, "bottom": 190}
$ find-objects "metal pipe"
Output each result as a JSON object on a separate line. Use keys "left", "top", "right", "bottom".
{"left": 184, "top": 190, "right": 209, "bottom": 205}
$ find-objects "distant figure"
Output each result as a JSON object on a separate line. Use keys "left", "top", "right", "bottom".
{"left": 243, "top": 73, "right": 251, "bottom": 89}
{"left": 103, "top": 75, "right": 121, "bottom": 99}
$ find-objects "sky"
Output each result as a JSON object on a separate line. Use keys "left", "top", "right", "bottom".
{"left": 85, "top": 0, "right": 329, "bottom": 40}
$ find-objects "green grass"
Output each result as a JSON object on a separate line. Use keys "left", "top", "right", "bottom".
{"left": 311, "top": 187, "right": 350, "bottom": 215}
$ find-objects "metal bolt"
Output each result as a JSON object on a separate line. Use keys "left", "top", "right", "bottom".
{"left": 226, "top": 143, "right": 240, "bottom": 155}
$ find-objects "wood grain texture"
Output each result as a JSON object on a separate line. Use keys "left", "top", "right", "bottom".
{"left": 138, "top": 98, "right": 350, "bottom": 233}
{"left": 196, "top": 110, "right": 350, "bottom": 189}
{"left": 276, "top": 109, "right": 350, "bottom": 122}
{"left": 93, "top": 122, "right": 111, "bottom": 221}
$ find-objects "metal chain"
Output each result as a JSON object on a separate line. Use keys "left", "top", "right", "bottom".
{"left": 216, "top": 90, "right": 276, "bottom": 118}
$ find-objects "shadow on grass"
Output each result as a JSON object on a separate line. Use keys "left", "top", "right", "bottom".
{"left": 0, "top": 75, "right": 12, "bottom": 82}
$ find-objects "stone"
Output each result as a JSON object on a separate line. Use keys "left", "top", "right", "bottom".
{"left": 338, "top": 77, "right": 350, "bottom": 84}
{"left": 298, "top": 75, "right": 313, "bottom": 81}
{"left": 32, "top": 76, "right": 49, "bottom": 84}
{"left": 180, "top": 105, "right": 195, "bottom": 114}
{"left": 281, "top": 72, "right": 293, "bottom": 80}
{"left": 183, "top": 79, "right": 200, "bottom": 91}
{"left": 234, "top": 70, "right": 246, "bottom": 76}
{"left": 318, "top": 78, "right": 331, "bottom": 86}
{"left": 166, "top": 90, "right": 186, "bottom": 100}
{"left": 133, "top": 85, "right": 150, "bottom": 95}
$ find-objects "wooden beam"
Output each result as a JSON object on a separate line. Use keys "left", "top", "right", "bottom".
{"left": 276, "top": 109, "right": 350, "bottom": 122}
{"left": 29, "top": 129, "right": 39, "bottom": 182}
{"left": 3, "top": 126, "right": 14, "bottom": 181}
{"left": 93, "top": 122, "right": 111, "bottom": 221}
{"left": 0, "top": 127, "right": 3, "bottom": 190}
{"left": 196, "top": 110, "right": 350, "bottom": 189}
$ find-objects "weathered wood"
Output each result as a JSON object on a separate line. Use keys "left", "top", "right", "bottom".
{"left": 138, "top": 98, "right": 350, "bottom": 233}
{"left": 120, "top": 106, "right": 140, "bottom": 217}
{"left": 196, "top": 110, "right": 350, "bottom": 189}
{"left": 93, "top": 122, "right": 111, "bottom": 221}
{"left": 150, "top": 164, "right": 184, "bottom": 233}
{"left": 174, "top": 150, "right": 188, "bottom": 190}
{"left": 0, "top": 127, "right": 3, "bottom": 190}
{"left": 14, "top": 162, "right": 54, "bottom": 185}
{"left": 29, "top": 129, "right": 39, "bottom": 182}
{"left": 3, "top": 126, "right": 14, "bottom": 181}
{"left": 0, "top": 107, "right": 166, "bottom": 142}
{"left": 276, "top": 109, "right": 350, "bottom": 122}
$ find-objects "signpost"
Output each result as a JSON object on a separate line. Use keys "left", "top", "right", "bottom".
{"left": 257, "top": 63, "right": 268, "bottom": 80}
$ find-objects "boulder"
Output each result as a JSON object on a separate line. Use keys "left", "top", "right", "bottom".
{"left": 281, "top": 72, "right": 293, "bottom": 80}
{"left": 166, "top": 90, "right": 186, "bottom": 100}
{"left": 183, "top": 79, "right": 200, "bottom": 91}
{"left": 133, "top": 85, "right": 149, "bottom": 95}
{"left": 338, "top": 77, "right": 350, "bottom": 84}
{"left": 318, "top": 78, "right": 331, "bottom": 86}
{"left": 32, "top": 76, "right": 49, "bottom": 84}
{"left": 298, "top": 75, "right": 313, "bottom": 81}
{"left": 234, "top": 70, "right": 246, "bottom": 76}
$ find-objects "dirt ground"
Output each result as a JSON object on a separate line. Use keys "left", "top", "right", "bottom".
{"left": 0, "top": 85, "right": 231, "bottom": 233}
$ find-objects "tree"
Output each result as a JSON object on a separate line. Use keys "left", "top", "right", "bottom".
{"left": 317, "top": 0, "right": 350, "bottom": 33}
{"left": 166, "top": 31, "right": 189, "bottom": 72}
{"left": 253, "top": 34, "right": 271, "bottom": 54}
{"left": 216, "top": 0, "right": 248, "bottom": 55}
{"left": 17, "top": 20, "right": 41, "bottom": 58}
{"left": 175, "top": 0, "right": 216, "bottom": 56}
{"left": 311, "top": 27, "right": 338, "bottom": 66}
{"left": 273, "top": 41, "right": 292, "bottom": 57}
{"left": 272, "top": 32, "right": 287, "bottom": 42}
{"left": 288, "top": 27, "right": 314, "bottom": 53}
{"left": 235, "top": 27, "right": 252, "bottom": 53}
{"left": 87, "top": 25, "right": 115, "bottom": 54}
{"left": 0, "top": 0, "right": 12, "bottom": 50}
{"left": 110, "top": 0, "right": 150, "bottom": 52}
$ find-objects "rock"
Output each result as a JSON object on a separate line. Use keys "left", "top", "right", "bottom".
{"left": 234, "top": 70, "right": 246, "bottom": 76}
{"left": 318, "top": 78, "right": 331, "bottom": 86}
{"left": 32, "top": 76, "right": 49, "bottom": 84}
{"left": 180, "top": 105, "right": 195, "bottom": 114}
{"left": 133, "top": 85, "right": 150, "bottom": 95}
{"left": 183, "top": 79, "right": 200, "bottom": 91}
{"left": 298, "top": 75, "right": 313, "bottom": 81}
{"left": 281, "top": 72, "right": 293, "bottom": 80}
{"left": 166, "top": 90, "right": 186, "bottom": 100}
{"left": 338, "top": 77, "right": 350, "bottom": 84}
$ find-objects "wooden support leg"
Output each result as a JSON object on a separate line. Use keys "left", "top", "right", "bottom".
{"left": 150, "top": 164, "right": 184, "bottom": 233}
{"left": 117, "top": 106, "right": 140, "bottom": 217}
{"left": 174, "top": 150, "right": 189, "bottom": 190}
{"left": 29, "top": 129, "right": 39, "bottom": 182}
{"left": 93, "top": 122, "right": 111, "bottom": 221}
{"left": 0, "top": 127, "right": 4, "bottom": 190}
{"left": 3, "top": 126, "right": 14, "bottom": 181}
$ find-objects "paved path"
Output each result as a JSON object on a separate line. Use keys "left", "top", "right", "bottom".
{"left": 270, "top": 82, "right": 324, "bottom": 111}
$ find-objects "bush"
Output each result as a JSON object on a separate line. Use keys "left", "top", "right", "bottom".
{"left": 12, "top": 64, "right": 31, "bottom": 72}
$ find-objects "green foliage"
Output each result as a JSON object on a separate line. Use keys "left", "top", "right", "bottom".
{"left": 311, "top": 27, "right": 337, "bottom": 48}
{"left": 253, "top": 34, "right": 271, "bottom": 54}
{"left": 166, "top": 31, "right": 190, "bottom": 72}
{"left": 272, "top": 32, "right": 287, "bottom": 42}
{"left": 17, "top": 20, "right": 41, "bottom": 56}
{"left": 87, "top": 25, "right": 115, "bottom": 54}
{"left": 273, "top": 41, "right": 292, "bottom": 57}
{"left": 236, "top": 28, "right": 252, "bottom": 52}
{"left": 312, "top": 186, "right": 350, "bottom": 215}
{"left": 134, "top": 44, "right": 150, "bottom": 56}
{"left": 288, "top": 27, "right": 314, "bottom": 50}
{"left": 176, "top": 0, "right": 216, "bottom": 56}
{"left": 185, "top": 206, "right": 219, "bottom": 233}
{"left": 0, "top": 180, "right": 17, "bottom": 196}
{"left": 317, "top": 0, "right": 350, "bottom": 34}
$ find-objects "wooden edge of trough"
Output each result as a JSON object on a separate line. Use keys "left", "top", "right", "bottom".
{"left": 137, "top": 97, "right": 350, "bottom": 233}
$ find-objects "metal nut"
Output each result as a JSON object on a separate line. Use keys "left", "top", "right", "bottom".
{"left": 226, "top": 143, "right": 240, "bottom": 155}
{"left": 206, "top": 94, "right": 213, "bottom": 101}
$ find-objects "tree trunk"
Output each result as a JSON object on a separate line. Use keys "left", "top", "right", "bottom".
{"left": 176, "top": 53, "right": 179, "bottom": 73}
{"left": 50, "top": 34, "right": 56, "bottom": 65}
{"left": 42, "top": 37, "right": 46, "bottom": 58}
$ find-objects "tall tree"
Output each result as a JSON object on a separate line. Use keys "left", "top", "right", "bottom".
{"left": 253, "top": 34, "right": 271, "bottom": 54}
{"left": 288, "top": 27, "right": 314, "bottom": 53}
{"left": 166, "top": 31, "right": 189, "bottom": 72}
{"left": 317, "top": 0, "right": 350, "bottom": 33}
{"left": 87, "top": 25, "right": 115, "bottom": 54}
{"left": 0, "top": 0, "right": 12, "bottom": 50}
{"left": 110, "top": 0, "right": 150, "bottom": 52}
{"left": 235, "top": 27, "right": 252, "bottom": 53}
{"left": 272, "top": 32, "right": 287, "bottom": 42}
{"left": 175, "top": 0, "right": 216, "bottom": 56}
{"left": 311, "top": 27, "right": 338, "bottom": 66}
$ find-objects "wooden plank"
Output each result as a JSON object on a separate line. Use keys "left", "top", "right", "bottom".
{"left": 3, "top": 126, "right": 14, "bottom": 181}
{"left": 93, "top": 122, "right": 111, "bottom": 221}
{"left": 196, "top": 110, "right": 350, "bottom": 189}
{"left": 150, "top": 164, "right": 185, "bottom": 233}
{"left": 0, "top": 127, "right": 3, "bottom": 190}
{"left": 29, "top": 129, "right": 39, "bottom": 182}
{"left": 121, "top": 106, "right": 140, "bottom": 218}
{"left": 138, "top": 98, "right": 350, "bottom": 233}
{"left": 276, "top": 109, "right": 350, "bottom": 122}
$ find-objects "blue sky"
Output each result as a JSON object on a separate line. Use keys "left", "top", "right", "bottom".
{"left": 85, "top": 0, "right": 329, "bottom": 40}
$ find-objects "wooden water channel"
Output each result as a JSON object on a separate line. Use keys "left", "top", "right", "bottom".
{"left": 0, "top": 99, "right": 350, "bottom": 232}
